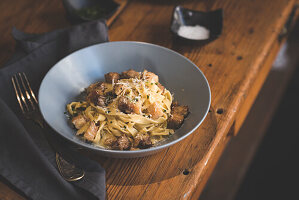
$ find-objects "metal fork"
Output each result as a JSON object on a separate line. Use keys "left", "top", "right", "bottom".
{"left": 12, "top": 72, "right": 85, "bottom": 182}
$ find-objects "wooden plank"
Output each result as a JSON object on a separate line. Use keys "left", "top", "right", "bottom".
{"left": 0, "top": 0, "right": 296, "bottom": 199}
{"left": 0, "top": 0, "right": 69, "bottom": 66}
{"left": 107, "top": 0, "right": 128, "bottom": 27}
{"left": 0, "top": 181, "right": 25, "bottom": 200}
{"left": 200, "top": 21, "right": 299, "bottom": 200}
{"left": 234, "top": 7, "right": 299, "bottom": 133}
{"left": 105, "top": 1, "right": 296, "bottom": 199}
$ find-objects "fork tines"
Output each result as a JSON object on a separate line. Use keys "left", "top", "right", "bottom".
{"left": 12, "top": 72, "right": 38, "bottom": 114}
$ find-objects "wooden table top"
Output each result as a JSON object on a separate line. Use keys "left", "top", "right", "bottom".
{"left": 0, "top": 0, "right": 296, "bottom": 199}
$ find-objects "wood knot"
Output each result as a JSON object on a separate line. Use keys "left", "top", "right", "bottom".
{"left": 216, "top": 108, "right": 224, "bottom": 114}
{"left": 183, "top": 169, "right": 190, "bottom": 175}
{"left": 237, "top": 56, "right": 243, "bottom": 60}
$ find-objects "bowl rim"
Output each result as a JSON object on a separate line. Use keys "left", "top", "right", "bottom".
{"left": 38, "top": 41, "right": 211, "bottom": 155}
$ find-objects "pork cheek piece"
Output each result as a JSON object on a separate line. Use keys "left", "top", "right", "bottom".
{"left": 118, "top": 96, "right": 141, "bottom": 114}
{"left": 86, "top": 82, "right": 107, "bottom": 107}
{"left": 113, "top": 135, "right": 131, "bottom": 150}
{"left": 105, "top": 72, "right": 120, "bottom": 83}
{"left": 133, "top": 134, "right": 152, "bottom": 148}
{"left": 71, "top": 114, "right": 87, "bottom": 129}
{"left": 120, "top": 69, "right": 141, "bottom": 79}
{"left": 84, "top": 121, "right": 98, "bottom": 141}
{"left": 167, "top": 102, "right": 189, "bottom": 129}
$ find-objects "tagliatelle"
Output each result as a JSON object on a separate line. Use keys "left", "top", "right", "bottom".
{"left": 66, "top": 70, "right": 187, "bottom": 150}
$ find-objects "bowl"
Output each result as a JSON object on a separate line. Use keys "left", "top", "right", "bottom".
{"left": 38, "top": 41, "right": 211, "bottom": 158}
{"left": 171, "top": 6, "right": 223, "bottom": 41}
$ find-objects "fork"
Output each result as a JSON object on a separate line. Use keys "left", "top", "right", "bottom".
{"left": 12, "top": 72, "right": 85, "bottom": 182}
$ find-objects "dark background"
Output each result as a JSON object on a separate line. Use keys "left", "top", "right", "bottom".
{"left": 235, "top": 62, "right": 299, "bottom": 200}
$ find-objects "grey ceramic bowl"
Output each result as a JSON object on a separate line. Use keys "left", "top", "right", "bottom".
{"left": 38, "top": 41, "right": 211, "bottom": 158}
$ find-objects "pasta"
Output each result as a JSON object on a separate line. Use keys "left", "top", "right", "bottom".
{"left": 66, "top": 69, "right": 189, "bottom": 150}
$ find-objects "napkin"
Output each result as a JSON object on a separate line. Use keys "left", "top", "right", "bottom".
{"left": 0, "top": 20, "right": 108, "bottom": 200}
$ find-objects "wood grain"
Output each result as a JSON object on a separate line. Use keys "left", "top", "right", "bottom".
{"left": 0, "top": 0, "right": 296, "bottom": 199}
{"left": 107, "top": 0, "right": 128, "bottom": 27}
{"left": 0, "top": 181, "right": 24, "bottom": 200}
{"left": 106, "top": 0, "right": 296, "bottom": 199}
{"left": 200, "top": 20, "right": 299, "bottom": 200}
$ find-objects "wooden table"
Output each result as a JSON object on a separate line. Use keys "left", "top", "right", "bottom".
{"left": 0, "top": 0, "right": 297, "bottom": 199}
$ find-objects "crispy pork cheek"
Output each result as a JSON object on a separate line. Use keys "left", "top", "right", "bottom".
{"left": 71, "top": 114, "right": 87, "bottom": 129}
{"left": 83, "top": 121, "right": 98, "bottom": 141}
{"left": 105, "top": 72, "right": 120, "bottom": 83}
{"left": 121, "top": 69, "right": 141, "bottom": 79}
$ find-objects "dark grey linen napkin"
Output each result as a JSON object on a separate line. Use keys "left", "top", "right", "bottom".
{"left": 0, "top": 20, "right": 108, "bottom": 200}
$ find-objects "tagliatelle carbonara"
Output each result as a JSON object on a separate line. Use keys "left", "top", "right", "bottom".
{"left": 66, "top": 69, "right": 189, "bottom": 150}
